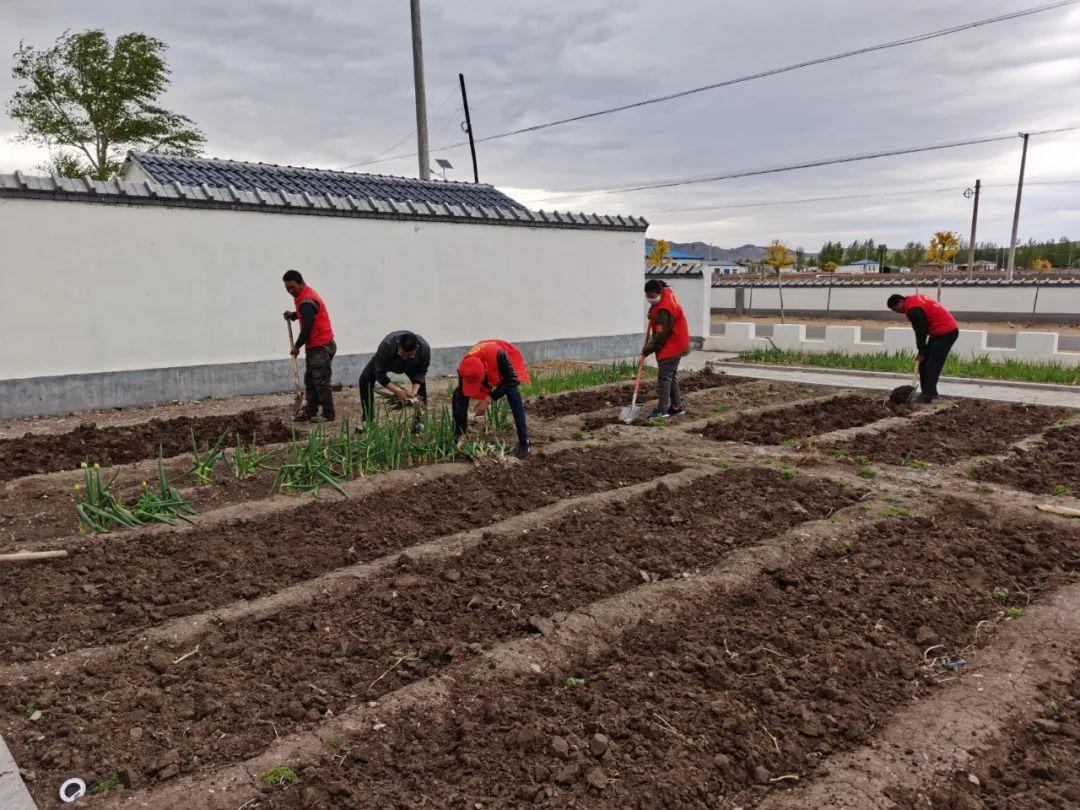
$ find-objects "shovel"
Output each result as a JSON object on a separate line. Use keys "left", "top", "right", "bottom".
{"left": 888, "top": 359, "right": 920, "bottom": 406}
{"left": 286, "top": 319, "right": 304, "bottom": 411}
{"left": 620, "top": 354, "right": 647, "bottom": 424}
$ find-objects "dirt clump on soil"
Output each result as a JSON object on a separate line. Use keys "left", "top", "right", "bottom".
{"left": 972, "top": 422, "right": 1079, "bottom": 496}
{"left": 260, "top": 499, "right": 1080, "bottom": 808}
{"left": 702, "top": 394, "right": 895, "bottom": 445}
{"left": 528, "top": 368, "right": 746, "bottom": 419}
{"left": 831, "top": 400, "right": 1070, "bottom": 466}
{"left": 0, "top": 410, "right": 293, "bottom": 482}
{"left": 0, "top": 445, "right": 681, "bottom": 662}
{"left": 1, "top": 467, "right": 853, "bottom": 804}
{"left": 887, "top": 655, "right": 1080, "bottom": 809}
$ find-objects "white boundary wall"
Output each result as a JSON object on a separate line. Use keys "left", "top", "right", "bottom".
{"left": 704, "top": 323, "right": 1080, "bottom": 367}
{"left": 2, "top": 197, "right": 644, "bottom": 382}
{"left": 711, "top": 283, "right": 1080, "bottom": 318}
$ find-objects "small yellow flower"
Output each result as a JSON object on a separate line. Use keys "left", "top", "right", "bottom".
{"left": 93, "top": 463, "right": 100, "bottom": 470}
{"left": 73, "top": 483, "right": 81, "bottom": 491}
{"left": 80, "top": 461, "right": 88, "bottom": 469}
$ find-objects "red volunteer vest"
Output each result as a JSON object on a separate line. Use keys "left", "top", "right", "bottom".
{"left": 458, "top": 340, "right": 531, "bottom": 399}
{"left": 901, "top": 294, "right": 957, "bottom": 336}
{"left": 648, "top": 287, "right": 691, "bottom": 360}
{"left": 293, "top": 285, "right": 334, "bottom": 349}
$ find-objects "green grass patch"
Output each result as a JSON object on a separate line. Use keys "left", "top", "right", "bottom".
{"left": 520, "top": 361, "right": 652, "bottom": 397}
{"left": 90, "top": 774, "right": 121, "bottom": 795}
{"left": 738, "top": 348, "right": 1078, "bottom": 386}
{"left": 260, "top": 766, "right": 299, "bottom": 787}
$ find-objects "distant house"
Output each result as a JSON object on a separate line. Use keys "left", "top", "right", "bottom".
{"left": 644, "top": 245, "right": 704, "bottom": 262}
{"left": 955, "top": 260, "right": 998, "bottom": 272}
{"left": 705, "top": 260, "right": 745, "bottom": 276}
{"left": 835, "top": 258, "right": 880, "bottom": 274}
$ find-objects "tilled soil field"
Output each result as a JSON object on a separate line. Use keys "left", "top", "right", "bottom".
{"left": 1, "top": 468, "right": 854, "bottom": 804}
{"left": 261, "top": 499, "right": 1080, "bottom": 809}
{"left": 701, "top": 394, "right": 898, "bottom": 445}
{"left": 0, "top": 410, "right": 293, "bottom": 482}
{"left": 973, "top": 422, "right": 1080, "bottom": 496}
{"left": 830, "top": 400, "right": 1071, "bottom": 466}
{"left": 0, "top": 371, "right": 1075, "bottom": 810}
{"left": 0, "top": 445, "right": 679, "bottom": 662}
{"left": 888, "top": 655, "right": 1080, "bottom": 809}
{"left": 528, "top": 369, "right": 747, "bottom": 419}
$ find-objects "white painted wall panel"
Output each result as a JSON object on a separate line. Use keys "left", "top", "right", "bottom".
{"left": 1, "top": 198, "right": 643, "bottom": 380}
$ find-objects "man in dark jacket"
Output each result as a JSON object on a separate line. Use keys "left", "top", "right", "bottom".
{"left": 358, "top": 331, "right": 431, "bottom": 423}
{"left": 887, "top": 293, "right": 959, "bottom": 403}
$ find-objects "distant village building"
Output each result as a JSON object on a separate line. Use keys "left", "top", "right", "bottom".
{"left": 955, "top": 260, "right": 998, "bottom": 272}
{"left": 705, "top": 260, "right": 745, "bottom": 277}
{"left": 835, "top": 258, "right": 880, "bottom": 274}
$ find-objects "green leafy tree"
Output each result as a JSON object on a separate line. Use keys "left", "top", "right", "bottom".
{"left": 897, "top": 241, "right": 926, "bottom": 269}
{"left": 8, "top": 29, "right": 205, "bottom": 179}
{"left": 795, "top": 246, "right": 806, "bottom": 268}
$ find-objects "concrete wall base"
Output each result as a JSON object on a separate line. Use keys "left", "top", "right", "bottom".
{"left": 712, "top": 308, "right": 1080, "bottom": 324}
{"left": 1, "top": 333, "right": 642, "bottom": 420}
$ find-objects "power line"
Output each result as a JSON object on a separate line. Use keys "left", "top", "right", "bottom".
{"left": 343, "top": 0, "right": 1080, "bottom": 169}
{"left": 646, "top": 178, "right": 1080, "bottom": 216}
{"left": 343, "top": 85, "right": 459, "bottom": 169}
{"left": 528, "top": 126, "right": 1080, "bottom": 203}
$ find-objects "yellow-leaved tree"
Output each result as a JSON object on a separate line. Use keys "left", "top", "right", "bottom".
{"left": 646, "top": 239, "right": 671, "bottom": 268}
{"left": 926, "top": 231, "right": 960, "bottom": 266}
{"left": 763, "top": 240, "right": 795, "bottom": 323}
{"left": 823, "top": 260, "right": 838, "bottom": 273}
{"left": 1032, "top": 257, "right": 1052, "bottom": 271}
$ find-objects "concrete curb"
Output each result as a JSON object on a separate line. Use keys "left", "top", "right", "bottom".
{"left": 0, "top": 734, "right": 37, "bottom": 810}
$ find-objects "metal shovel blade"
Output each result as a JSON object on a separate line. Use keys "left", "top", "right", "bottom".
{"left": 888, "top": 384, "right": 916, "bottom": 406}
{"left": 619, "top": 403, "right": 641, "bottom": 424}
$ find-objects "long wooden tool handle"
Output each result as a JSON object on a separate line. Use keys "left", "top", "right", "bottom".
{"left": 630, "top": 354, "right": 646, "bottom": 406}
{"left": 286, "top": 320, "right": 301, "bottom": 388}
{"left": 0, "top": 550, "right": 68, "bottom": 563}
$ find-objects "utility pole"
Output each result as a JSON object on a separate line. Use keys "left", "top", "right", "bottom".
{"left": 1007, "top": 133, "right": 1029, "bottom": 281}
{"left": 459, "top": 73, "right": 479, "bottom": 183}
{"left": 966, "top": 179, "right": 980, "bottom": 279}
{"left": 410, "top": 0, "right": 430, "bottom": 180}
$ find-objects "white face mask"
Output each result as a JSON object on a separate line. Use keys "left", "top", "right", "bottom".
{"left": 646, "top": 295, "right": 660, "bottom": 305}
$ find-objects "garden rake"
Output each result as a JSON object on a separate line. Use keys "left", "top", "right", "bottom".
{"left": 286, "top": 319, "right": 304, "bottom": 411}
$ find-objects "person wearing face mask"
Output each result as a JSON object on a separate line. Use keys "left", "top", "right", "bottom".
{"left": 643, "top": 279, "right": 691, "bottom": 419}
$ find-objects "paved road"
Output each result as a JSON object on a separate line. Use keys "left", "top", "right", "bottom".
{"left": 678, "top": 350, "right": 1080, "bottom": 409}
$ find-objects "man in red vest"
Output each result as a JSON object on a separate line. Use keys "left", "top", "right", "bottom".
{"left": 643, "top": 279, "right": 692, "bottom": 419}
{"left": 887, "top": 293, "right": 959, "bottom": 403}
{"left": 282, "top": 269, "right": 336, "bottom": 421}
{"left": 454, "top": 339, "right": 532, "bottom": 459}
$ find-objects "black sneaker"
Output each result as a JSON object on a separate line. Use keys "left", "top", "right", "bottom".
{"left": 515, "top": 442, "right": 532, "bottom": 460}
{"left": 667, "top": 407, "right": 687, "bottom": 417}
{"left": 293, "top": 410, "right": 313, "bottom": 422}
{"left": 321, "top": 412, "right": 336, "bottom": 423}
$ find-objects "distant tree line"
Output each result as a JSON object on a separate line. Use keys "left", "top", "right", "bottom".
{"left": 812, "top": 236, "right": 1077, "bottom": 269}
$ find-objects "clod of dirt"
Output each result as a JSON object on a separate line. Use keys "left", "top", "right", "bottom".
{"left": 527, "top": 615, "right": 556, "bottom": 636}
{"left": 703, "top": 395, "right": 893, "bottom": 445}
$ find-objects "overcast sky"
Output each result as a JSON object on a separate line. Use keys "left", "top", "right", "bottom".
{"left": 1, "top": 0, "right": 1078, "bottom": 250}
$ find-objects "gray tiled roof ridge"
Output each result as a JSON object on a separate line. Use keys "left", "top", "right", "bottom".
{"left": 0, "top": 169, "right": 649, "bottom": 231}
{"left": 126, "top": 151, "right": 504, "bottom": 193}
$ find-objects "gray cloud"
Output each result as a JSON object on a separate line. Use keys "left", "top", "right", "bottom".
{"left": 1, "top": 0, "right": 1077, "bottom": 249}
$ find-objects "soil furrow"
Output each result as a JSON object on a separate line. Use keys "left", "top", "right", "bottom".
{"left": 973, "top": 422, "right": 1080, "bottom": 497}
{"left": 239, "top": 498, "right": 1080, "bottom": 808}
{"left": 0, "top": 411, "right": 293, "bottom": 483}
{"left": 700, "top": 394, "right": 901, "bottom": 445}
{"left": 830, "top": 400, "right": 1071, "bottom": 465}
{"left": 759, "top": 587, "right": 1080, "bottom": 810}
{"left": 3, "top": 468, "right": 853, "bottom": 806}
{"left": 527, "top": 369, "right": 747, "bottom": 419}
{"left": 0, "top": 446, "right": 680, "bottom": 662}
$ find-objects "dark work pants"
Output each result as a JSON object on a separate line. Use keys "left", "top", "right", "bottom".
{"left": 452, "top": 380, "right": 529, "bottom": 447}
{"left": 358, "top": 359, "right": 427, "bottom": 422}
{"left": 657, "top": 355, "right": 683, "bottom": 412}
{"left": 920, "top": 329, "right": 958, "bottom": 401}
{"left": 303, "top": 340, "right": 336, "bottom": 417}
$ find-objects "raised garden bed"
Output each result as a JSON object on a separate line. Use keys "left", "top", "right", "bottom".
{"left": 701, "top": 394, "right": 896, "bottom": 445}
{"left": 973, "top": 422, "right": 1080, "bottom": 496}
